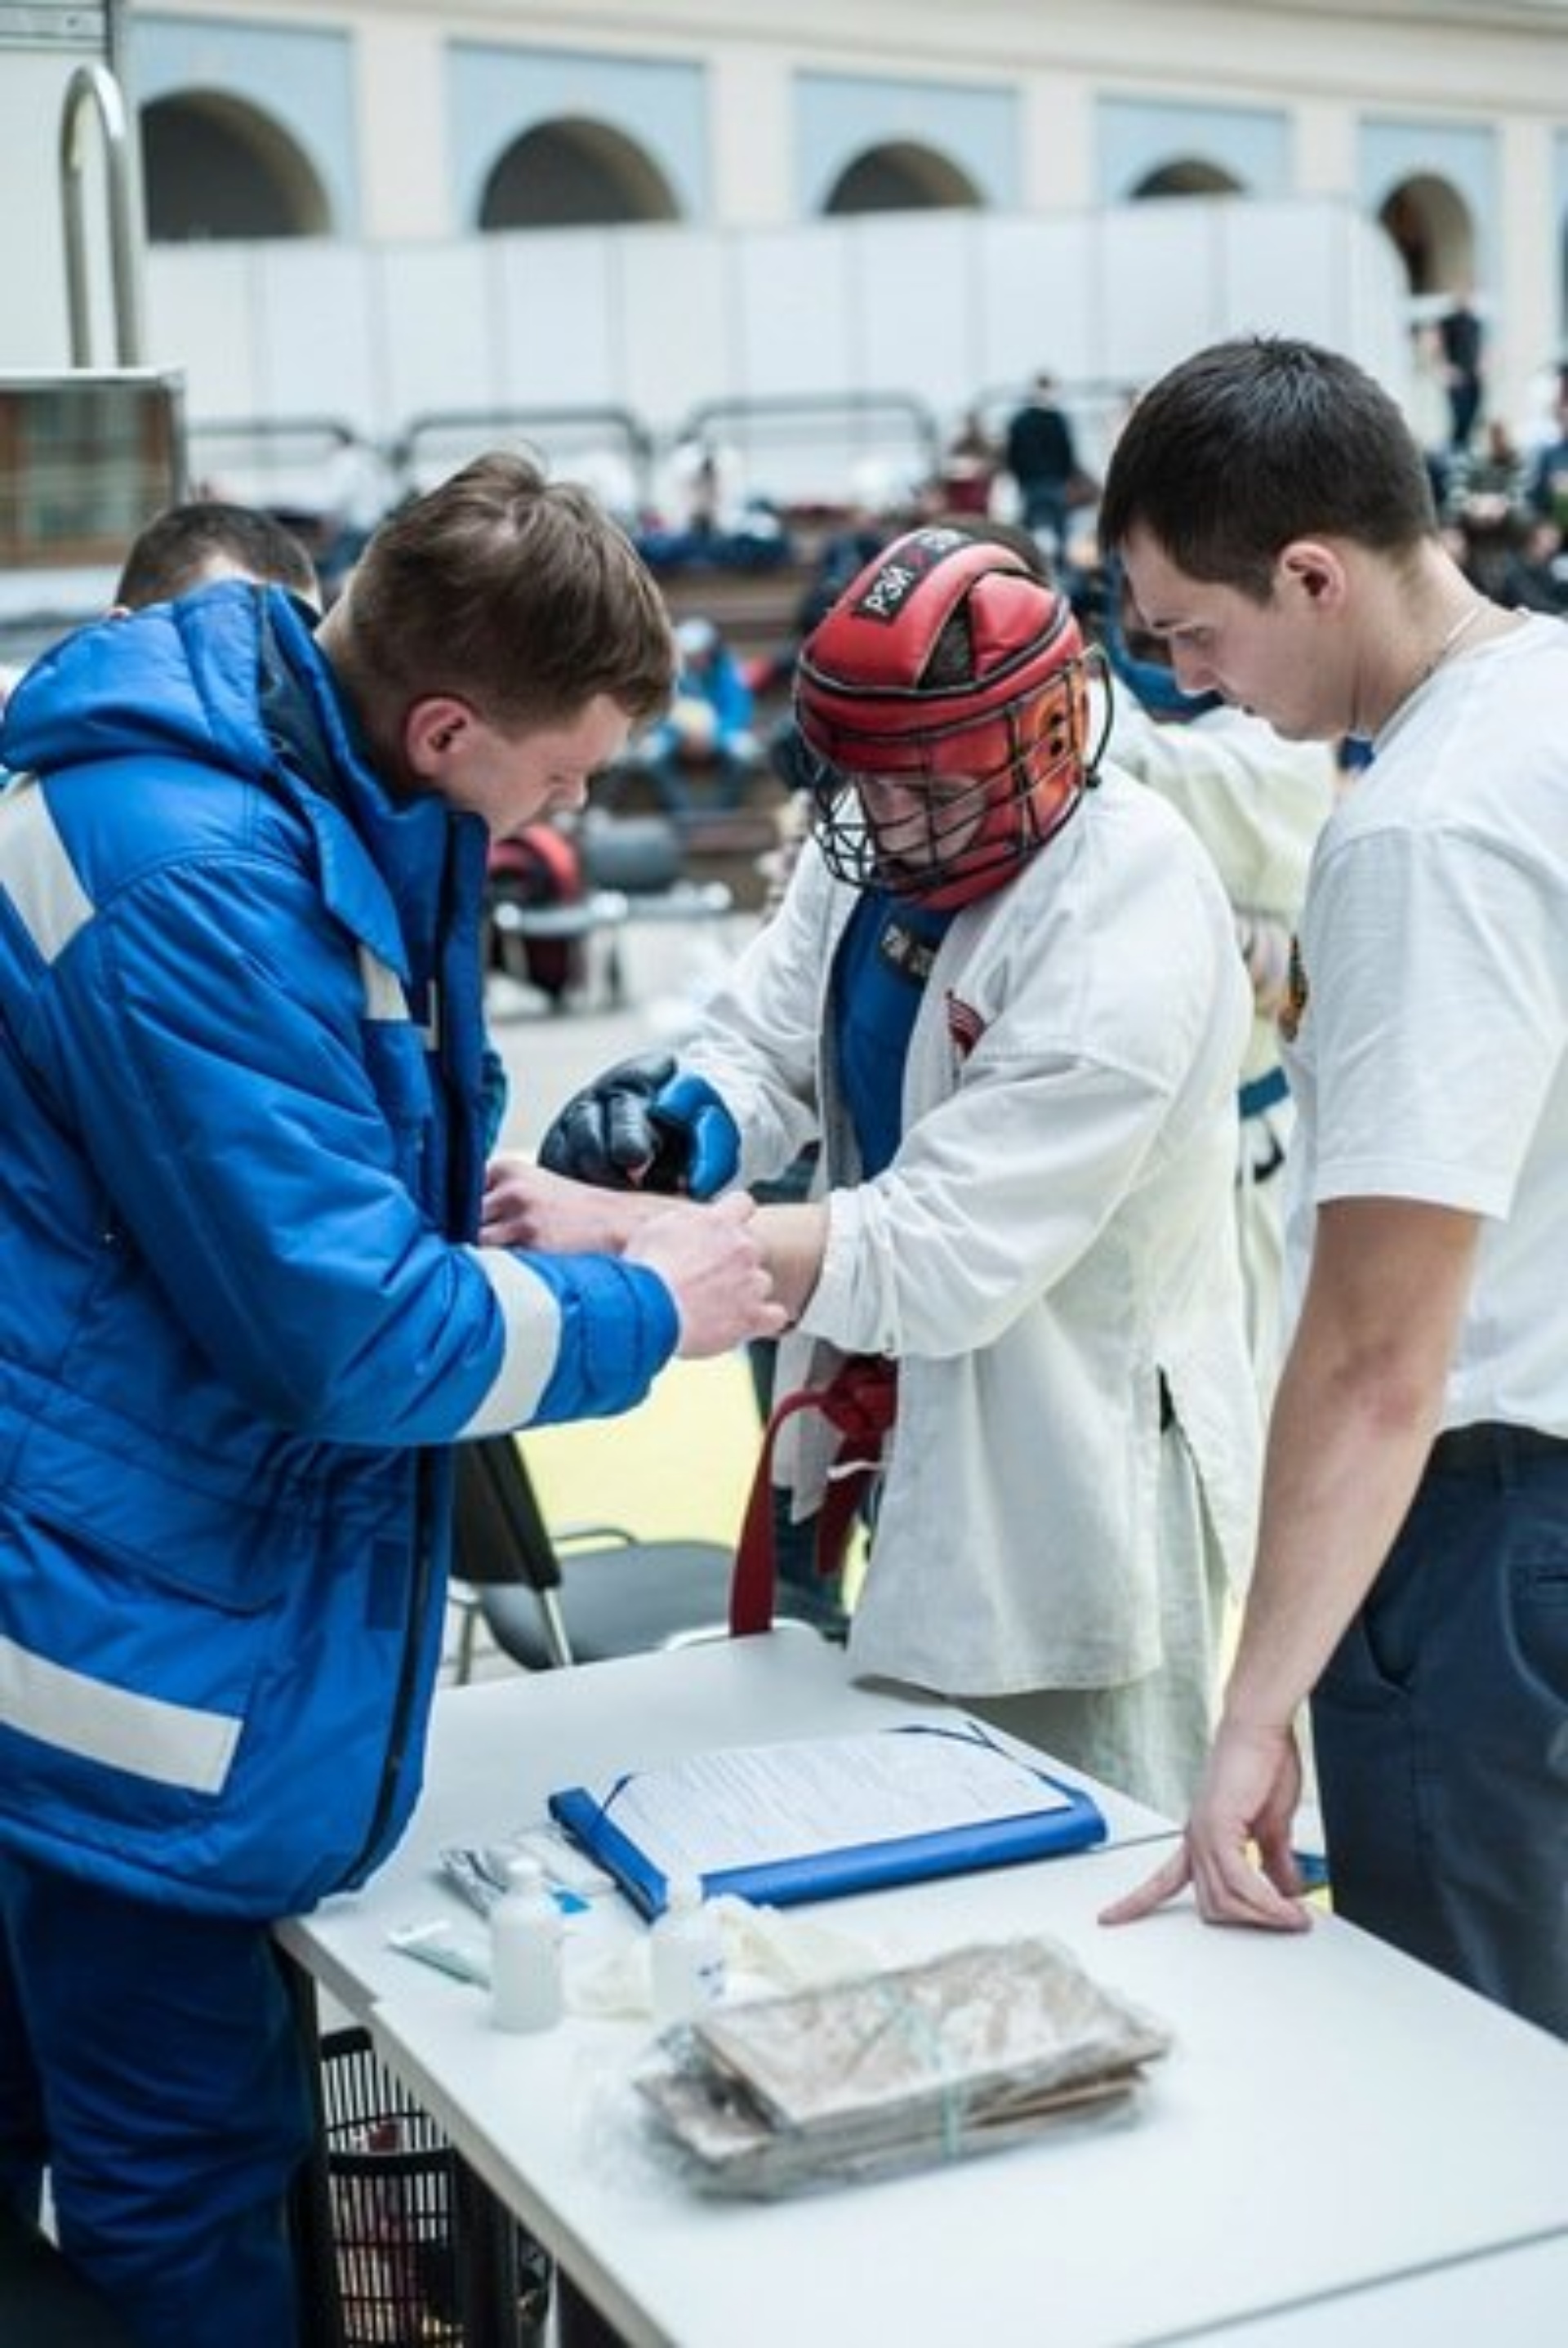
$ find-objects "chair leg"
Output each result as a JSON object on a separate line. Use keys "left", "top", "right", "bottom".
{"left": 536, "top": 1588, "right": 577, "bottom": 1669}
{"left": 452, "top": 1594, "right": 479, "bottom": 1686}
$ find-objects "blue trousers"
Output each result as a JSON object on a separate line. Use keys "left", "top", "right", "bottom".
{"left": 1312, "top": 1425, "right": 1568, "bottom": 2039}
{"left": 0, "top": 1853, "right": 314, "bottom": 2346}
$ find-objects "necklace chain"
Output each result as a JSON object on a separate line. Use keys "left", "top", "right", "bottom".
{"left": 1420, "top": 599, "right": 1487, "bottom": 687}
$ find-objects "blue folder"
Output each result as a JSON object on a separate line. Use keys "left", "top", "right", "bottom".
{"left": 547, "top": 1720, "right": 1107, "bottom": 1921}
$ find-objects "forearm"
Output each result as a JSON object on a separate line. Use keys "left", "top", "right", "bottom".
{"left": 1222, "top": 1355, "right": 1440, "bottom": 1735}
{"left": 1220, "top": 1196, "right": 1480, "bottom": 1736}
{"left": 754, "top": 1200, "right": 830, "bottom": 1325}
{"left": 481, "top": 1156, "right": 686, "bottom": 1254}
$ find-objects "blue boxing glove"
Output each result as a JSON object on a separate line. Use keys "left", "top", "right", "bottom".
{"left": 538, "top": 1050, "right": 740, "bottom": 1199}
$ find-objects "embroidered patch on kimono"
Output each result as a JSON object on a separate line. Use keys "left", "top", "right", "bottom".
{"left": 946, "top": 991, "right": 986, "bottom": 1058}
{"left": 876, "top": 915, "right": 940, "bottom": 985}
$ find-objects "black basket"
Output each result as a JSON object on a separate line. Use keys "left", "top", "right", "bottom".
{"left": 318, "top": 2027, "right": 550, "bottom": 2348}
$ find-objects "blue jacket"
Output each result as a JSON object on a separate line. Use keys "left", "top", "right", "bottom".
{"left": 0, "top": 584, "right": 677, "bottom": 1918}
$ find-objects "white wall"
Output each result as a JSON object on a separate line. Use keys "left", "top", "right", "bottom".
{"left": 139, "top": 196, "right": 1412, "bottom": 513}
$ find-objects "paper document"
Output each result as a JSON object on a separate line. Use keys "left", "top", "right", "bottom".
{"left": 549, "top": 1721, "right": 1107, "bottom": 1916}
{"left": 594, "top": 1726, "right": 1075, "bottom": 1878}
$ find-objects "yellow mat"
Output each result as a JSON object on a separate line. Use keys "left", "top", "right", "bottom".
{"left": 523, "top": 1350, "right": 764, "bottom": 1549}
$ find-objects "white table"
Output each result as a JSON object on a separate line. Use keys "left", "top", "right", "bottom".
{"left": 281, "top": 1634, "right": 1169, "bottom": 2016}
{"left": 282, "top": 1637, "right": 1568, "bottom": 2348}
{"left": 1168, "top": 2234, "right": 1568, "bottom": 2346}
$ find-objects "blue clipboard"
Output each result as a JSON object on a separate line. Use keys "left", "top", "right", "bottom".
{"left": 547, "top": 1720, "right": 1107, "bottom": 1921}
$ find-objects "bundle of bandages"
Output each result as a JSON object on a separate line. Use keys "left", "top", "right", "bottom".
{"left": 636, "top": 1933, "right": 1170, "bottom": 2196}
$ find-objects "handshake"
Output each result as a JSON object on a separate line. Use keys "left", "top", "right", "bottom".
{"left": 488, "top": 1054, "right": 786, "bottom": 1361}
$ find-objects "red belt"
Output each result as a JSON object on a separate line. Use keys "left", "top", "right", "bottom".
{"left": 729, "top": 1356, "right": 898, "bottom": 1636}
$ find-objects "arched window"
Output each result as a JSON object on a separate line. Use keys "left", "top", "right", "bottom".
{"left": 1130, "top": 160, "right": 1243, "bottom": 199}
{"left": 1379, "top": 173, "right": 1473, "bottom": 298}
{"left": 479, "top": 119, "right": 679, "bottom": 229}
{"left": 822, "top": 141, "right": 982, "bottom": 216}
{"left": 141, "top": 92, "right": 329, "bottom": 241}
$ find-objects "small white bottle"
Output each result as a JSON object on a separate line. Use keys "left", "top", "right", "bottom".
{"left": 489, "top": 1856, "right": 564, "bottom": 2034}
{"left": 649, "top": 1873, "right": 727, "bottom": 2024}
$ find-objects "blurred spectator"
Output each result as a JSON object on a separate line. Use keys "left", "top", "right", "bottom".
{"left": 1442, "top": 416, "right": 1530, "bottom": 529}
{"left": 1004, "top": 370, "right": 1082, "bottom": 563}
{"left": 618, "top": 613, "right": 762, "bottom": 819}
{"left": 1435, "top": 288, "right": 1486, "bottom": 452}
{"left": 933, "top": 408, "right": 1000, "bottom": 516}
{"left": 1443, "top": 420, "right": 1567, "bottom": 612}
{"left": 113, "top": 499, "right": 321, "bottom": 611}
{"left": 1526, "top": 363, "right": 1568, "bottom": 534}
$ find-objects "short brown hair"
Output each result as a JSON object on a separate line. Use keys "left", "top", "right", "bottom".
{"left": 327, "top": 451, "right": 674, "bottom": 737}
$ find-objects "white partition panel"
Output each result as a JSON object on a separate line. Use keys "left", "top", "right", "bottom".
{"left": 619, "top": 226, "right": 731, "bottom": 434}
{"left": 488, "top": 229, "right": 619, "bottom": 412}
{"left": 374, "top": 241, "right": 495, "bottom": 437}
{"left": 1098, "top": 199, "right": 1230, "bottom": 391}
{"left": 844, "top": 212, "right": 986, "bottom": 423}
{"left": 730, "top": 226, "right": 854, "bottom": 403}
{"left": 145, "top": 248, "right": 261, "bottom": 424}
{"left": 140, "top": 196, "right": 1417, "bottom": 510}
{"left": 974, "top": 213, "right": 1102, "bottom": 408}
{"left": 1219, "top": 198, "right": 1345, "bottom": 343}
{"left": 255, "top": 243, "right": 380, "bottom": 427}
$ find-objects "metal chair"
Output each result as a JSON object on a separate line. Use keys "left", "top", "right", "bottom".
{"left": 485, "top": 813, "right": 735, "bottom": 1014}
{"left": 448, "top": 1435, "right": 820, "bottom": 1678}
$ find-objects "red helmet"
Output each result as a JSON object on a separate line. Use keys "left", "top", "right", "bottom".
{"left": 792, "top": 526, "right": 1102, "bottom": 911}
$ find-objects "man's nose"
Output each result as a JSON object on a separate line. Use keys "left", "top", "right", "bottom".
{"left": 1171, "top": 644, "right": 1215, "bottom": 693}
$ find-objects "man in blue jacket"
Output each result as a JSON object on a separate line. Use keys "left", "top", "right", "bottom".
{"left": 0, "top": 452, "right": 782, "bottom": 2346}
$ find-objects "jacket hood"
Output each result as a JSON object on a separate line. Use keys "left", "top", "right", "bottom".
{"left": 1, "top": 579, "right": 479, "bottom": 982}
{"left": 3, "top": 581, "right": 300, "bottom": 783}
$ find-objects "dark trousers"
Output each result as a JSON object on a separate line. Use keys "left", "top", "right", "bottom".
{"left": 0, "top": 1856, "right": 313, "bottom": 2346}
{"left": 1312, "top": 1424, "right": 1568, "bottom": 2038}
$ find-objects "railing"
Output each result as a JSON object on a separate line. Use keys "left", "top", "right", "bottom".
{"left": 670, "top": 389, "right": 943, "bottom": 516}
{"left": 185, "top": 415, "right": 391, "bottom": 522}
{"left": 58, "top": 58, "right": 143, "bottom": 365}
{"left": 391, "top": 405, "right": 657, "bottom": 512}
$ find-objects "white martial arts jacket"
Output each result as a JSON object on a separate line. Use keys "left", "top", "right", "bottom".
{"left": 683, "top": 763, "right": 1260, "bottom": 1695}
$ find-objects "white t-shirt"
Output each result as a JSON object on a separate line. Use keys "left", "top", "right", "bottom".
{"left": 1283, "top": 613, "right": 1568, "bottom": 1432}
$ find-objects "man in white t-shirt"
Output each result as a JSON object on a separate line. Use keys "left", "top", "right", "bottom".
{"left": 1098, "top": 334, "right": 1568, "bottom": 2040}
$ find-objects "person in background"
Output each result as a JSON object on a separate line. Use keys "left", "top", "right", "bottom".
{"left": 113, "top": 497, "right": 322, "bottom": 611}
{"left": 1098, "top": 562, "right": 1337, "bottom": 1404}
{"left": 1097, "top": 334, "right": 1567, "bottom": 2043}
{"left": 1525, "top": 360, "right": 1568, "bottom": 536}
{"left": 488, "top": 523, "right": 1260, "bottom": 1818}
{"left": 1004, "top": 369, "right": 1082, "bottom": 564}
{"left": 1, "top": 503, "right": 322, "bottom": 792}
{"left": 935, "top": 408, "right": 1000, "bottom": 516}
{"left": 0, "top": 450, "right": 782, "bottom": 2347}
{"left": 1434, "top": 287, "right": 1486, "bottom": 452}
{"left": 619, "top": 612, "right": 762, "bottom": 819}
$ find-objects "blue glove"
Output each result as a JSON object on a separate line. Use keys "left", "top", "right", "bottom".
{"left": 538, "top": 1051, "right": 740, "bottom": 1199}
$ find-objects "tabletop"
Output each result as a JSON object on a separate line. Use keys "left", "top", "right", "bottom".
{"left": 282, "top": 1635, "right": 1568, "bottom": 2348}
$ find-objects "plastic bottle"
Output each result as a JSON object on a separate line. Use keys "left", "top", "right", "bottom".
{"left": 649, "top": 1873, "right": 727, "bottom": 2024}
{"left": 489, "top": 1856, "right": 564, "bottom": 2034}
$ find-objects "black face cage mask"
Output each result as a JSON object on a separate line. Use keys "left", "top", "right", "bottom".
{"left": 784, "top": 650, "right": 1111, "bottom": 905}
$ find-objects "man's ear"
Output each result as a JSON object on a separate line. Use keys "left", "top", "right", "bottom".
{"left": 1276, "top": 538, "right": 1348, "bottom": 612}
{"left": 403, "top": 695, "right": 474, "bottom": 780}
